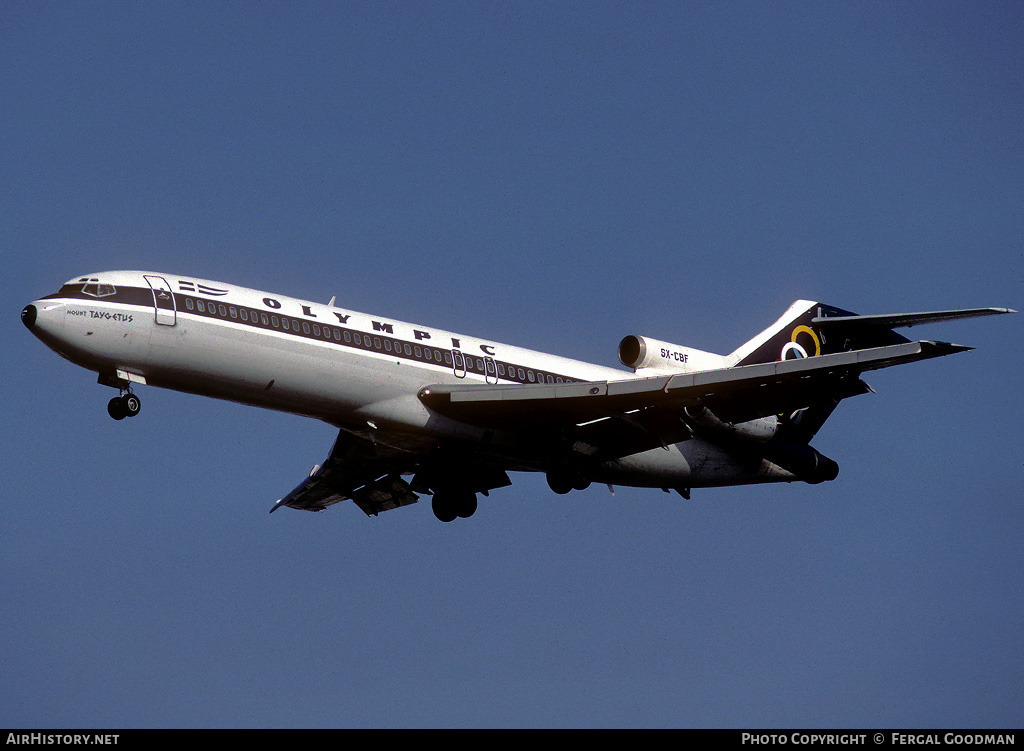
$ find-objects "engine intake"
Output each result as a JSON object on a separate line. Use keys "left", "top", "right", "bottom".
{"left": 618, "top": 335, "right": 647, "bottom": 370}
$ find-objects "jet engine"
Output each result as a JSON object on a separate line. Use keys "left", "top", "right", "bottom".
{"left": 760, "top": 442, "right": 840, "bottom": 484}
{"left": 682, "top": 405, "right": 838, "bottom": 484}
{"left": 683, "top": 405, "right": 779, "bottom": 442}
{"left": 618, "top": 335, "right": 728, "bottom": 373}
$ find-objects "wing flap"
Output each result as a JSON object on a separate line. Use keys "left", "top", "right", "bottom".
{"left": 272, "top": 464, "right": 348, "bottom": 512}
{"left": 350, "top": 474, "right": 419, "bottom": 516}
{"left": 272, "top": 430, "right": 419, "bottom": 514}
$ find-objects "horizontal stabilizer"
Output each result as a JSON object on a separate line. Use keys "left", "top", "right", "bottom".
{"left": 813, "top": 307, "right": 1015, "bottom": 329}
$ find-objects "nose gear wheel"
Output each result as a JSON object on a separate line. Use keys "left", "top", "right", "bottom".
{"left": 107, "top": 392, "right": 141, "bottom": 420}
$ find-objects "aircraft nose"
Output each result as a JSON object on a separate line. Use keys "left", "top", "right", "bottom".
{"left": 21, "top": 304, "right": 37, "bottom": 330}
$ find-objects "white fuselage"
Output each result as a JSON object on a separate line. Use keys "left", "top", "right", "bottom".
{"left": 25, "top": 271, "right": 792, "bottom": 489}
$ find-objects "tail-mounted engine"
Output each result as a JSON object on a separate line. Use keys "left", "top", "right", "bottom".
{"left": 618, "top": 335, "right": 729, "bottom": 373}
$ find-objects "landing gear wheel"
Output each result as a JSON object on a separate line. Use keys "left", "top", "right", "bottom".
{"left": 455, "top": 491, "right": 477, "bottom": 519}
{"left": 107, "top": 397, "right": 126, "bottom": 420}
{"left": 432, "top": 490, "right": 478, "bottom": 522}
{"left": 107, "top": 393, "right": 141, "bottom": 420}
{"left": 547, "top": 472, "right": 572, "bottom": 495}
{"left": 547, "top": 469, "right": 589, "bottom": 495}
{"left": 432, "top": 493, "right": 458, "bottom": 523}
{"left": 122, "top": 393, "right": 141, "bottom": 417}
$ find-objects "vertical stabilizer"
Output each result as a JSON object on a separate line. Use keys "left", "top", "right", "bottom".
{"left": 729, "top": 301, "right": 910, "bottom": 367}
{"left": 727, "top": 300, "right": 907, "bottom": 443}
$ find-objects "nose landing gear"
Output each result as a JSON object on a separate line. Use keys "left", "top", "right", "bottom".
{"left": 107, "top": 392, "right": 141, "bottom": 420}
{"left": 98, "top": 371, "right": 144, "bottom": 421}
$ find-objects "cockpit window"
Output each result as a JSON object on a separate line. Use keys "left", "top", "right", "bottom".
{"left": 81, "top": 278, "right": 117, "bottom": 298}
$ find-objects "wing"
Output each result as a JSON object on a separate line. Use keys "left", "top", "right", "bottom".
{"left": 418, "top": 340, "right": 970, "bottom": 456}
{"left": 271, "top": 430, "right": 420, "bottom": 516}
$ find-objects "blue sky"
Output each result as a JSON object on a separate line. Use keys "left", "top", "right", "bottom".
{"left": 3, "top": 1, "right": 1021, "bottom": 728}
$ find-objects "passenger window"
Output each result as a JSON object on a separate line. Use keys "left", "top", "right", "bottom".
{"left": 219, "top": 304, "right": 227, "bottom": 316}
{"left": 185, "top": 298, "right": 194, "bottom": 310}
{"left": 229, "top": 306, "right": 237, "bottom": 319}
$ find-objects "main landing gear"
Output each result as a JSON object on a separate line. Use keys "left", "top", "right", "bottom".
{"left": 107, "top": 392, "right": 141, "bottom": 420}
{"left": 546, "top": 468, "right": 591, "bottom": 495}
{"left": 431, "top": 489, "right": 478, "bottom": 523}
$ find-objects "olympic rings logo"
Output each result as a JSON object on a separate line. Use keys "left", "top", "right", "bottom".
{"left": 781, "top": 325, "right": 821, "bottom": 360}
{"left": 778, "top": 325, "right": 822, "bottom": 424}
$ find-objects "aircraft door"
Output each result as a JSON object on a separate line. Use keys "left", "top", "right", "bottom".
{"left": 484, "top": 356, "right": 498, "bottom": 384}
{"left": 144, "top": 275, "right": 176, "bottom": 326}
{"left": 451, "top": 349, "right": 467, "bottom": 379}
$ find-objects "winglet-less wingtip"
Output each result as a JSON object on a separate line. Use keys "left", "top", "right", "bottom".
{"left": 269, "top": 499, "right": 285, "bottom": 514}
{"left": 921, "top": 340, "right": 973, "bottom": 356}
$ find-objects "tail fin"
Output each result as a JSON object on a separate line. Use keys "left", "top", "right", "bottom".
{"left": 728, "top": 301, "right": 1014, "bottom": 440}
{"left": 728, "top": 300, "right": 912, "bottom": 367}
{"left": 732, "top": 302, "right": 1014, "bottom": 367}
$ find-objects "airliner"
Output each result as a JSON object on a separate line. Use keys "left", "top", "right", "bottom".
{"left": 22, "top": 271, "right": 1014, "bottom": 522}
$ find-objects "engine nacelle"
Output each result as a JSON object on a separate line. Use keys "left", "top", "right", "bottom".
{"left": 618, "top": 335, "right": 729, "bottom": 373}
{"left": 761, "top": 443, "right": 840, "bottom": 484}
{"left": 683, "top": 405, "right": 779, "bottom": 442}
{"left": 681, "top": 406, "right": 836, "bottom": 483}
